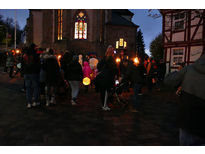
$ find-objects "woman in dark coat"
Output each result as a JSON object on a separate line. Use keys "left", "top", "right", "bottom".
{"left": 95, "top": 45, "right": 118, "bottom": 111}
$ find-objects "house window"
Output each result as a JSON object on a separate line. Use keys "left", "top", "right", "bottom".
{"left": 173, "top": 57, "right": 183, "bottom": 64}
{"left": 174, "top": 13, "right": 185, "bottom": 20}
{"left": 172, "top": 49, "right": 184, "bottom": 65}
{"left": 174, "top": 20, "right": 184, "bottom": 30}
{"left": 173, "top": 49, "right": 184, "bottom": 55}
{"left": 74, "top": 11, "right": 87, "bottom": 39}
{"left": 57, "top": 9, "right": 63, "bottom": 40}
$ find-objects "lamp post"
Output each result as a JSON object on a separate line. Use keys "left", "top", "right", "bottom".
{"left": 14, "top": 9, "right": 17, "bottom": 49}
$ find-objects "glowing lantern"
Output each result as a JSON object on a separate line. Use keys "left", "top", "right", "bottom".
{"left": 133, "top": 57, "right": 139, "bottom": 65}
{"left": 16, "top": 49, "right": 20, "bottom": 54}
{"left": 57, "top": 54, "right": 62, "bottom": 60}
{"left": 83, "top": 77, "right": 91, "bottom": 86}
{"left": 115, "top": 80, "right": 119, "bottom": 85}
{"left": 115, "top": 57, "right": 121, "bottom": 63}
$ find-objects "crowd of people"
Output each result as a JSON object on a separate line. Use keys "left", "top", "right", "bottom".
{"left": 2, "top": 43, "right": 167, "bottom": 111}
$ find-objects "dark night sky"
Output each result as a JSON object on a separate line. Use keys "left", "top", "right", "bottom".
{"left": 0, "top": 9, "right": 162, "bottom": 55}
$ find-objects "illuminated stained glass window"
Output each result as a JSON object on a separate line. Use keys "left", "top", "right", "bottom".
{"left": 74, "top": 11, "right": 87, "bottom": 39}
{"left": 57, "top": 9, "right": 63, "bottom": 40}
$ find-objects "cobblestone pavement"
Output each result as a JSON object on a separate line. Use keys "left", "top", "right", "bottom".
{"left": 0, "top": 68, "right": 179, "bottom": 146}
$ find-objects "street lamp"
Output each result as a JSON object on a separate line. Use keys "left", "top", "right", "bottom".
{"left": 0, "top": 25, "right": 8, "bottom": 51}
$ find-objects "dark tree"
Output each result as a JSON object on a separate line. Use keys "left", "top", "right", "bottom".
{"left": 149, "top": 33, "right": 164, "bottom": 61}
{"left": 0, "top": 15, "right": 23, "bottom": 48}
{"left": 136, "top": 29, "right": 146, "bottom": 60}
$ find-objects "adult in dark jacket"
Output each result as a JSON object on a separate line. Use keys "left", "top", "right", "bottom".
{"left": 145, "top": 58, "right": 157, "bottom": 91}
{"left": 23, "top": 44, "right": 41, "bottom": 108}
{"left": 95, "top": 45, "right": 118, "bottom": 111}
{"left": 43, "top": 49, "right": 60, "bottom": 106}
{"left": 66, "top": 55, "right": 83, "bottom": 105}
{"left": 164, "top": 54, "right": 205, "bottom": 145}
{"left": 60, "top": 50, "right": 73, "bottom": 79}
{"left": 121, "top": 59, "right": 144, "bottom": 112}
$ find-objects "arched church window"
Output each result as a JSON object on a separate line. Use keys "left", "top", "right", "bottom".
{"left": 74, "top": 11, "right": 87, "bottom": 39}
{"left": 57, "top": 9, "right": 63, "bottom": 40}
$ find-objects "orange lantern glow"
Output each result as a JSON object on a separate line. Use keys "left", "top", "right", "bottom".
{"left": 115, "top": 57, "right": 121, "bottom": 63}
{"left": 133, "top": 57, "right": 139, "bottom": 65}
{"left": 57, "top": 54, "right": 62, "bottom": 60}
{"left": 16, "top": 49, "right": 20, "bottom": 54}
{"left": 83, "top": 77, "right": 91, "bottom": 86}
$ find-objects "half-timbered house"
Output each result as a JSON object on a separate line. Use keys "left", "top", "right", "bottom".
{"left": 161, "top": 9, "right": 205, "bottom": 73}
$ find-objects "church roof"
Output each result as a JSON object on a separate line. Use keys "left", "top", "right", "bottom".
{"left": 112, "top": 9, "right": 134, "bottom": 16}
{"left": 107, "top": 10, "right": 139, "bottom": 27}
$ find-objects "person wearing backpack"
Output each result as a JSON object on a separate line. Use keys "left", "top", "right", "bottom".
{"left": 23, "top": 44, "right": 41, "bottom": 108}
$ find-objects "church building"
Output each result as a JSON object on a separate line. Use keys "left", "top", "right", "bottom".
{"left": 26, "top": 9, "right": 138, "bottom": 57}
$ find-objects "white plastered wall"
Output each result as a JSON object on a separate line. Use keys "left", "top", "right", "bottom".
{"left": 172, "top": 31, "right": 184, "bottom": 42}
{"left": 190, "top": 46, "right": 203, "bottom": 62}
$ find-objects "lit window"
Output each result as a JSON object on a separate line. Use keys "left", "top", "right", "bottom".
{"left": 116, "top": 41, "right": 119, "bottom": 49}
{"left": 57, "top": 9, "right": 63, "bottom": 40}
{"left": 120, "top": 38, "right": 124, "bottom": 46}
{"left": 124, "top": 41, "right": 127, "bottom": 48}
{"left": 74, "top": 11, "right": 87, "bottom": 39}
{"left": 116, "top": 38, "right": 127, "bottom": 49}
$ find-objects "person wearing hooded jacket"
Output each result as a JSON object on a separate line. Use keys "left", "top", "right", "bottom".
{"left": 164, "top": 54, "right": 205, "bottom": 146}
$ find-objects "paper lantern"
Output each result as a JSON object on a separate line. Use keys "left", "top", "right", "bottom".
{"left": 133, "top": 57, "right": 139, "bottom": 64}
{"left": 83, "top": 77, "right": 91, "bottom": 86}
{"left": 115, "top": 57, "right": 121, "bottom": 63}
{"left": 57, "top": 55, "right": 62, "bottom": 60}
{"left": 16, "top": 49, "right": 20, "bottom": 54}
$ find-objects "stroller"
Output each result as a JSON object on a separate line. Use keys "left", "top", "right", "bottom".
{"left": 109, "top": 79, "right": 130, "bottom": 108}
